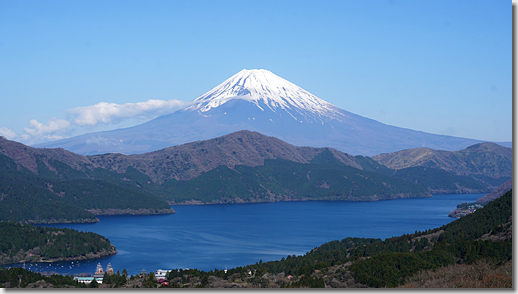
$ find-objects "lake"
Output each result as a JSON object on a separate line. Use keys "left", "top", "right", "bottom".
{"left": 10, "top": 193, "right": 483, "bottom": 276}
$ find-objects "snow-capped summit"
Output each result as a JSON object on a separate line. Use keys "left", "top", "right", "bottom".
{"left": 189, "top": 69, "right": 333, "bottom": 113}
{"left": 36, "top": 69, "right": 486, "bottom": 156}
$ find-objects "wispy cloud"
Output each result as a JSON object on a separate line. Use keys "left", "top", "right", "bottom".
{"left": 68, "top": 99, "right": 189, "bottom": 126}
{"left": 17, "top": 99, "right": 189, "bottom": 144}
{"left": 23, "top": 118, "right": 71, "bottom": 141}
{"left": 0, "top": 127, "right": 18, "bottom": 140}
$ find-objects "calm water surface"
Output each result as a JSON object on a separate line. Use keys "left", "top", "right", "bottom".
{"left": 11, "top": 194, "right": 483, "bottom": 276}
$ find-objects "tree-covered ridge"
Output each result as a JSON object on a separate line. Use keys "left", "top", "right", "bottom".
{"left": 0, "top": 267, "right": 87, "bottom": 288}
{"left": 385, "top": 166, "right": 491, "bottom": 194}
{"left": 50, "top": 179, "right": 172, "bottom": 211}
{"left": 0, "top": 169, "right": 99, "bottom": 224}
{"left": 0, "top": 151, "right": 174, "bottom": 224}
{"left": 433, "top": 189, "right": 512, "bottom": 242}
{"left": 371, "top": 142, "right": 511, "bottom": 180}
{"left": 0, "top": 132, "right": 511, "bottom": 224}
{"left": 0, "top": 222, "right": 117, "bottom": 265}
{"left": 161, "top": 158, "right": 431, "bottom": 203}
{"left": 1, "top": 132, "right": 511, "bottom": 190}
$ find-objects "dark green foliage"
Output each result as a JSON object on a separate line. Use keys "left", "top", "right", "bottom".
{"left": 161, "top": 159, "right": 429, "bottom": 203}
{"left": 439, "top": 240, "right": 512, "bottom": 264}
{"left": 0, "top": 169, "right": 97, "bottom": 223}
{"left": 51, "top": 179, "right": 171, "bottom": 210}
{"left": 0, "top": 221, "right": 115, "bottom": 264}
{"left": 158, "top": 154, "right": 505, "bottom": 203}
{"left": 389, "top": 166, "right": 488, "bottom": 193}
{"left": 349, "top": 238, "right": 512, "bottom": 288}
{"left": 349, "top": 250, "right": 454, "bottom": 287}
{"left": 162, "top": 165, "right": 264, "bottom": 203}
{"left": 310, "top": 149, "right": 345, "bottom": 165}
{"left": 88, "top": 277, "right": 99, "bottom": 288}
{"left": 173, "top": 237, "right": 384, "bottom": 280}
{"left": 354, "top": 155, "right": 393, "bottom": 174}
{"left": 0, "top": 267, "right": 86, "bottom": 288}
{"left": 433, "top": 189, "right": 512, "bottom": 242}
{"left": 36, "top": 157, "right": 88, "bottom": 181}
{"left": 0, "top": 153, "right": 172, "bottom": 224}
{"left": 469, "top": 175, "right": 511, "bottom": 188}
{"left": 356, "top": 156, "right": 492, "bottom": 193}
{"left": 0, "top": 153, "right": 34, "bottom": 175}
{"left": 358, "top": 152, "right": 505, "bottom": 194}
{"left": 103, "top": 271, "right": 128, "bottom": 287}
{"left": 86, "top": 167, "right": 160, "bottom": 196}
{"left": 0, "top": 137, "right": 507, "bottom": 223}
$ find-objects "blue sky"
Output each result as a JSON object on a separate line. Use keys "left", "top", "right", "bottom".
{"left": 0, "top": 0, "right": 512, "bottom": 145}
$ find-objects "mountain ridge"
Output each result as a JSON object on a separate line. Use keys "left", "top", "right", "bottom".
{"left": 3, "top": 130, "right": 512, "bottom": 191}
{"left": 88, "top": 130, "right": 364, "bottom": 182}
{"left": 3, "top": 131, "right": 512, "bottom": 187}
{"left": 0, "top": 130, "right": 511, "bottom": 223}
{"left": 35, "top": 69, "right": 504, "bottom": 156}
{"left": 371, "top": 142, "right": 512, "bottom": 178}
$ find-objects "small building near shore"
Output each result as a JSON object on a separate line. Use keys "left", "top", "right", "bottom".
{"left": 75, "top": 277, "right": 103, "bottom": 284}
{"left": 155, "top": 269, "right": 171, "bottom": 279}
{"left": 74, "top": 262, "right": 108, "bottom": 284}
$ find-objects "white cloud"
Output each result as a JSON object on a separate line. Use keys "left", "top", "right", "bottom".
{"left": 20, "top": 99, "right": 189, "bottom": 144}
{"left": 23, "top": 118, "right": 71, "bottom": 140}
{"left": 67, "top": 99, "right": 189, "bottom": 126}
{"left": 0, "top": 127, "right": 17, "bottom": 140}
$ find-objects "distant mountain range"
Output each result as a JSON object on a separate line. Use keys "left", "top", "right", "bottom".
{"left": 0, "top": 131, "right": 511, "bottom": 223}
{"left": 35, "top": 69, "right": 510, "bottom": 156}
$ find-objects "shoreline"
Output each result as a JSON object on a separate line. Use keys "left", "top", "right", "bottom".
{"left": 18, "top": 208, "right": 176, "bottom": 225}
{"left": 86, "top": 207, "right": 176, "bottom": 216}
{"left": 1, "top": 246, "right": 118, "bottom": 266}
{"left": 168, "top": 192, "right": 433, "bottom": 205}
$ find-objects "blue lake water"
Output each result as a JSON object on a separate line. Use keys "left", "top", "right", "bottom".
{"left": 9, "top": 194, "right": 483, "bottom": 276}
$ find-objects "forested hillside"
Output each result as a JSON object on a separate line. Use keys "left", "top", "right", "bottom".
{"left": 162, "top": 158, "right": 431, "bottom": 203}
{"left": 0, "top": 222, "right": 117, "bottom": 265}
{"left": 0, "top": 152, "right": 174, "bottom": 224}
{"left": 0, "top": 132, "right": 511, "bottom": 223}
{"left": 371, "top": 143, "right": 511, "bottom": 181}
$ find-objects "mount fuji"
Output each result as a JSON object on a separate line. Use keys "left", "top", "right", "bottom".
{"left": 38, "top": 69, "right": 490, "bottom": 156}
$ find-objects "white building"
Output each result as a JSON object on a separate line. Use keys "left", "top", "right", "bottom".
{"left": 155, "top": 269, "right": 171, "bottom": 279}
{"left": 75, "top": 277, "right": 103, "bottom": 284}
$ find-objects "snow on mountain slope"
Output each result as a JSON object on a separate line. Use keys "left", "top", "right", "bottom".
{"left": 187, "top": 69, "right": 342, "bottom": 123}
{"left": 35, "top": 69, "right": 491, "bottom": 156}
